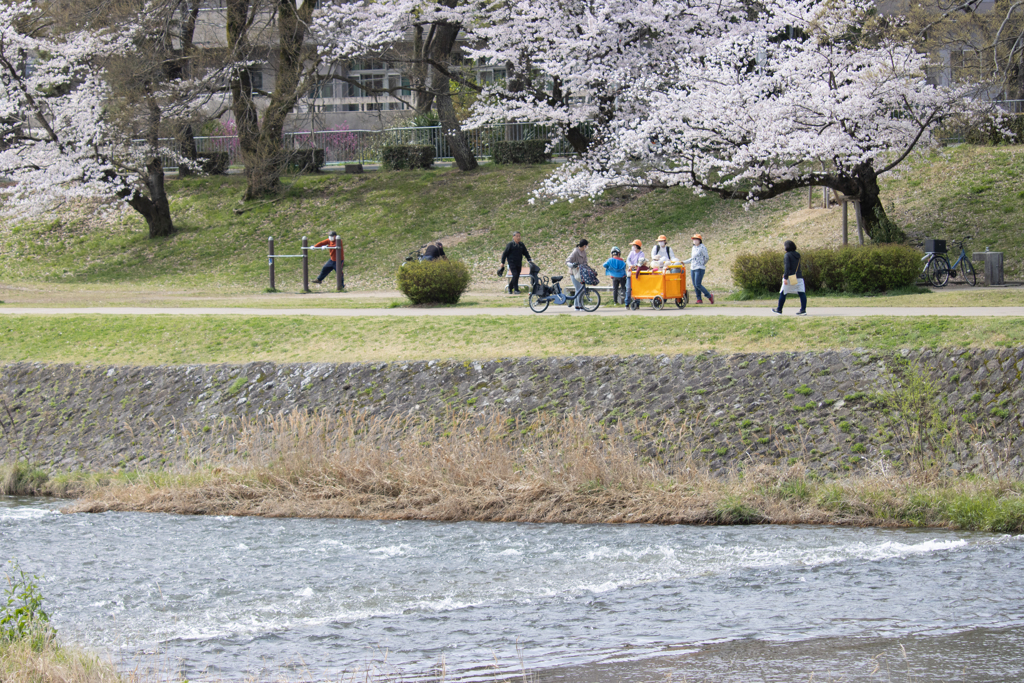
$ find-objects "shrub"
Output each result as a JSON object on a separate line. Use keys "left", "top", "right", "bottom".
{"left": 835, "top": 244, "right": 920, "bottom": 293}
{"left": 491, "top": 140, "right": 551, "bottom": 164}
{"left": 934, "top": 113, "right": 1024, "bottom": 145}
{"left": 396, "top": 259, "right": 471, "bottom": 305}
{"left": 2, "top": 563, "right": 55, "bottom": 651}
{"left": 196, "top": 152, "right": 230, "bottom": 175}
{"left": 286, "top": 148, "right": 325, "bottom": 173}
{"left": 382, "top": 145, "right": 434, "bottom": 170}
{"left": 731, "top": 244, "right": 921, "bottom": 294}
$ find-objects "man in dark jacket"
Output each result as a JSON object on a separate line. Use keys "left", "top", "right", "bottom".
{"left": 420, "top": 241, "right": 446, "bottom": 261}
{"left": 499, "top": 231, "right": 533, "bottom": 293}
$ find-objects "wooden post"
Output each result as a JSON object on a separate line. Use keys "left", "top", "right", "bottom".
{"left": 302, "top": 236, "right": 310, "bottom": 292}
{"left": 841, "top": 202, "right": 848, "bottom": 245}
{"left": 854, "top": 202, "right": 865, "bottom": 245}
{"left": 268, "top": 236, "right": 275, "bottom": 291}
{"left": 335, "top": 244, "right": 343, "bottom": 291}
{"left": 822, "top": 187, "right": 828, "bottom": 209}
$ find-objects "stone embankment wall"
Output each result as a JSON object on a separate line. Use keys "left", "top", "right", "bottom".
{"left": 1, "top": 348, "right": 1022, "bottom": 475}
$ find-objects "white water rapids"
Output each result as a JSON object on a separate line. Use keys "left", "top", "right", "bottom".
{"left": 3, "top": 497, "right": 1023, "bottom": 681}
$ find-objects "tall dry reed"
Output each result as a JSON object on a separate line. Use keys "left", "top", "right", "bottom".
{"left": 65, "top": 407, "right": 1024, "bottom": 530}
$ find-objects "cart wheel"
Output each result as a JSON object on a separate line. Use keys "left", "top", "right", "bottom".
{"left": 629, "top": 300, "right": 640, "bottom": 311}
{"left": 652, "top": 296, "right": 664, "bottom": 311}
{"left": 675, "top": 297, "right": 687, "bottom": 309}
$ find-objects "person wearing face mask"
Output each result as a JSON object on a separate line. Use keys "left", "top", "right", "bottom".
{"left": 624, "top": 239, "right": 645, "bottom": 306}
{"left": 650, "top": 235, "right": 675, "bottom": 268}
{"left": 565, "top": 239, "right": 590, "bottom": 311}
{"left": 682, "top": 233, "right": 714, "bottom": 304}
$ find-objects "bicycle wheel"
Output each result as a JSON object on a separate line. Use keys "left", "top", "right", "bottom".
{"left": 579, "top": 288, "right": 601, "bottom": 312}
{"left": 927, "top": 256, "right": 950, "bottom": 287}
{"left": 960, "top": 257, "right": 977, "bottom": 286}
{"left": 528, "top": 294, "right": 550, "bottom": 313}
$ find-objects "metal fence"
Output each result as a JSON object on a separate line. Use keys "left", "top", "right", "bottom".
{"left": 166, "top": 122, "right": 586, "bottom": 170}
{"left": 167, "top": 103, "right": 1024, "bottom": 169}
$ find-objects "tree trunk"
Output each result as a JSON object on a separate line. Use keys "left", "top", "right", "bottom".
{"left": 133, "top": 80, "right": 175, "bottom": 238}
{"left": 128, "top": 157, "right": 176, "bottom": 238}
{"left": 852, "top": 162, "right": 884, "bottom": 241}
{"left": 565, "top": 124, "right": 591, "bottom": 154}
{"left": 412, "top": 25, "right": 434, "bottom": 116}
{"left": 176, "top": 122, "right": 198, "bottom": 176}
{"left": 436, "top": 90, "right": 477, "bottom": 170}
{"left": 429, "top": 17, "right": 477, "bottom": 171}
{"left": 227, "top": 0, "right": 314, "bottom": 201}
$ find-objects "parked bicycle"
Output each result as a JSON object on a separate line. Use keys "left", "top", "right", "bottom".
{"left": 945, "top": 237, "right": 977, "bottom": 286}
{"left": 527, "top": 263, "right": 601, "bottom": 312}
{"left": 920, "top": 249, "right": 951, "bottom": 287}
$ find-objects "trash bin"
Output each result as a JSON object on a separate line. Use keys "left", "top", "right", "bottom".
{"left": 973, "top": 251, "right": 1004, "bottom": 286}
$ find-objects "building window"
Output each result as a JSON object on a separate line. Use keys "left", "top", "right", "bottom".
{"left": 308, "top": 79, "right": 336, "bottom": 99}
{"left": 351, "top": 59, "right": 386, "bottom": 71}
{"left": 951, "top": 50, "right": 984, "bottom": 82}
{"left": 341, "top": 104, "right": 360, "bottom": 112}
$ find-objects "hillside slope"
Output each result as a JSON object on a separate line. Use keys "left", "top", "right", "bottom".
{"left": 1, "top": 144, "right": 1020, "bottom": 293}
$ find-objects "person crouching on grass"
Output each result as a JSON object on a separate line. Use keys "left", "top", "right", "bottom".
{"left": 603, "top": 247, "right": 626, "bottom": 305}
{"left": 312, "top": 231, "right": 344, "bottom": 288}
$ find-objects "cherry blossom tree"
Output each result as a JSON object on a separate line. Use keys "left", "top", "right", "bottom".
{"left": 313, "top": 0, "right": 482, "bottom": 171}
{"left": 0, "top": 1, "right": 210, "bottom": 237}
{"left": 465, "top": 0, "right": 750, "bottom": 155}
{"left": 471, "top": 0, "right": 992, "bottom": 239}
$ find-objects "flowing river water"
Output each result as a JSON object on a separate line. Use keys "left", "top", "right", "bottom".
{"left": 3, "top": 496, "right": 1024, "bottom": 682}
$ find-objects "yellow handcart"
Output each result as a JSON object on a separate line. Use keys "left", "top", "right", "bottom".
{"left": 628, "top": 264, "right": 689, "bottom": 310}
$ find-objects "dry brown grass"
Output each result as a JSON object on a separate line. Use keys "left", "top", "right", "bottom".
{"left": 62, "top": 409, "right": 1024, "bottom": 530}
{"left": 0, "top": 635, "right": 131, "bottom": 683}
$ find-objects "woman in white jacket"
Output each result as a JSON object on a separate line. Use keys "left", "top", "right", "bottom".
{"left": 682, "top": 233, "right": 714, "bottom": 304}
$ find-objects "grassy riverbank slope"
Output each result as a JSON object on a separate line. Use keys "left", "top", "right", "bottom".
{"left": 1, "top": 145, "right": 1022, "bottom": 296}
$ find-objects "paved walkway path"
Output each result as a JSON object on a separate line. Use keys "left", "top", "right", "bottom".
{"left": 3, "top": 306, "right": 1024, "bottom": 317}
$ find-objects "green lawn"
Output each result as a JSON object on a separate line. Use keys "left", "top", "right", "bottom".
{"left": 2, "top": 314, "right": 1022, "bottom": 364}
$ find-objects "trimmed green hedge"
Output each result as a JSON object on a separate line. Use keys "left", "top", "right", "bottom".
{"left": 287, "top": 149, "right": 325, "bottom": 173}
{"left": 732, "top": 244, "right": 921, "bottom": 294}
{"left": 396, "top": 259, "right": 471, "bottom": 305}
{"left": 491, "top": 140, "right": 551, "bottom": 164}
{"left": 382, "top": 145, "right": 435, "bottom": 170}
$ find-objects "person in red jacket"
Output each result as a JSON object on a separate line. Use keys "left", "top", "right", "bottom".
{"left": 312, "top": 231, "right": 344, "bottom": 287}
